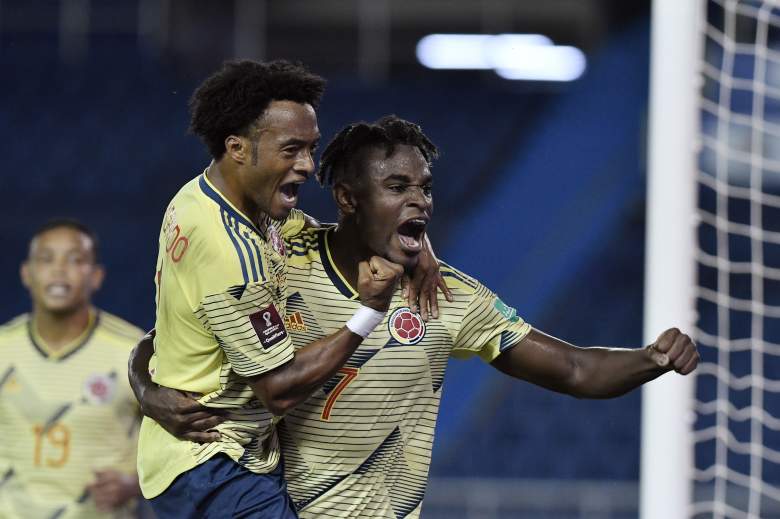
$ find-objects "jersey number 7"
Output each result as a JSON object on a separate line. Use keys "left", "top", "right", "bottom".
{"left": 321, "top": 368, "right": 359, "bottom": 421}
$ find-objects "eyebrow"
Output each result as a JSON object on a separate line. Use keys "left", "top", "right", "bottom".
{"left": 383, "top": 173, "right": 433, "bottom": 183}
{"left": 32, "top": 247, "right": 88, "bottom": 258}
{"left": 279, "top": 136, "right": 321, "bottom": 147}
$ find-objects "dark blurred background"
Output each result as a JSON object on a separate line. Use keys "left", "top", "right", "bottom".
{"left": 1, "top": 1, "right": 652, "bottom": 516}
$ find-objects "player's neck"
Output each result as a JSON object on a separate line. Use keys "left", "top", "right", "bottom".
{"left": 206, "top": 161, "right": 268, "bottom": 232}
{"left": 330, "top": 223, "right": 372, "bottom": 290}
{"left": 32, "top": 305, "right": 93, "bottom": 351}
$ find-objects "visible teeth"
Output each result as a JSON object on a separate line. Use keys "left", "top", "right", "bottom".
{"left": 398, "top": 234, "right": 422, "bottom": 250}
{"left": 398, "top": 219, "right": 426, "bottom": 239}
{"left": 47, "top": 285, "right": 68, "bottom": 296}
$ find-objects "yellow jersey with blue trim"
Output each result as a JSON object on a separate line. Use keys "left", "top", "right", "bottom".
{"left": 0, "top": 309, "right": 143, "bottom": 519}
{"left": 280, "top": 228, "right": 532, "bottom": 518}
{"left": 137, "top": 172, "right": 306, "bottom": 499}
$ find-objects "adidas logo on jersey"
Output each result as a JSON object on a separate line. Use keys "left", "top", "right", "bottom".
{"left": 284, "top": 312, "right": 307, "bottom": 332}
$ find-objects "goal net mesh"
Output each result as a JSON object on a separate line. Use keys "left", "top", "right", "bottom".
{"left": 695, "top": 1, "right": 780, "bottom": 518}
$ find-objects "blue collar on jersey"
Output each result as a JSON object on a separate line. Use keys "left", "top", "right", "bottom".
{"left": 318, "top": 229, "right": 359, "bottom": 300}
{"left": 199, "top": 174, "right": 264, "bottom": 236}
{"left": 27, "top": 311, "right": 100, "bottom": 362}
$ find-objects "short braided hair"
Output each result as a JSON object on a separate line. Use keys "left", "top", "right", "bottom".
{"left": 317, "top": 115, "right": 438, "bottom": 187}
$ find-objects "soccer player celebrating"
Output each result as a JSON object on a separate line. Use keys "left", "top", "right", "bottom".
{"left": 139, "top": 62, "right": 444, "bottom": 518}
{"left": 0, "top": 219, "right": 143, "bottom": 518}
{"left": 132, "top": 116, "right": 699, "bottom": 518}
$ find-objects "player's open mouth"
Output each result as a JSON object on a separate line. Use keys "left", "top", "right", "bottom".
{"left": 396, "top": 217, "right": 428, "bottom": 253}
{"left": 45, "top": 283, "right": 71, "bottom": 298}
{"left": 279, "top": 182, "right": 302, "bottom": 207}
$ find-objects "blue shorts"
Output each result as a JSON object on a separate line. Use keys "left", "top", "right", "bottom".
{"left": 150, "top": 455, "right": 298, "bottom": 519}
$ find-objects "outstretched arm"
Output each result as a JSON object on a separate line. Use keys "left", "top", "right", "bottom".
{"left": 491, "top": 328, "right": 698, "bottom": 399}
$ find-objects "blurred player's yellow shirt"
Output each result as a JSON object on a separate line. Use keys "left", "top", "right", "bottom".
{"left": 0, "top": 310, "right": 142, "bottom": 519}
{"left": 280, "top": 228, "right": 532, "bottom": 518}
{"left": 138, "top": 173, "right": 305, "bottom": 498}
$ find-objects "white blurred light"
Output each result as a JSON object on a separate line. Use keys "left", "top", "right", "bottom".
{"left": 416, "top": 34, "right": 495, "bottom": 69}
{"left": 415, "top": 33, "right": 586, "bottom": 82}
{"left": 495, "top": 46, "right": 587, "bottom": 82}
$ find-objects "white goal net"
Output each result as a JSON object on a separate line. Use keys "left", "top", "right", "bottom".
{"left": 694, "top": 1, "right": 780, "bottom": 518}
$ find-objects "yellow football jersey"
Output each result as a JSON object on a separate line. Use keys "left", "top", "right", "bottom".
{"left": 280, "top": 228, "right": 532, "bottom": 518}
{"left": 138, "top": 173, "right": 305, "bottom": 498}
{"left": 0, "top": 309, "right": 143, "bottom": 519}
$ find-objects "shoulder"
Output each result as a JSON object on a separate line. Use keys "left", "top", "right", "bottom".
{"left": 94, "top": 310, "right": 144, "bottom": 350}
{"left": 437, "top": 261, "right": 501, "bottom": 322}
{"left": 0, "top": 314, "right": 30, "bottom": 343}
{"left": 167, "top": 175, "right": 210, "bottom": 211}
{"left": 165, "top": 176, "right": 222, "bottom": 240}
{"left": 286, "top": 228, "right": 324, "bottom": 273}
{"left": 439, "top": 262, "right": 482, "bottom": 296}
{"left": 279, "top": 208, "right": 308, "bottom": 239}
{"left": 286, "top": 227, "right": 322, "bottom": 258}
{"left": 162, "top": 177, "right": 236, "bottom": 266}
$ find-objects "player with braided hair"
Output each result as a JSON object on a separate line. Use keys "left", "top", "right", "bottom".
{"left": 317, "top": 116, "right": 438, "bottom": 188}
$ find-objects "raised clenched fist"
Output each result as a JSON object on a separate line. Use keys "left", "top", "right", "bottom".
{"left": 647, "top": 328, "right": 700, "bottom": 375}
{"left": 357, "top": 256, "right": 404, "bottom": 312}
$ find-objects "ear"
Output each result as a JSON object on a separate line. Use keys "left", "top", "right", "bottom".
{"left": 20, "top": 262, "right": 31, "bottom": 289}
{"left": 333, "top": 183, "right": 358, "bottom": 216}
{"left": 224, "top": 135, "right": 249, "bottom": 165}
{"left": 89, "top": 265, "right": 106, "bottom": 292}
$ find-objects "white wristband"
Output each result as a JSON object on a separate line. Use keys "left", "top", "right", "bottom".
{"left": 346, "top": 305, "right": 386, "bottom": 338}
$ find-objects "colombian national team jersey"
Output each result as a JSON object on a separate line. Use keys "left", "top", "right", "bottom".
{"left": 280, "top": 228, "right": 532, "bottom": 518}
{"left": 0, "top": 310, "right": 143, "bottom": 519}
{"left": 137, "top": 173, "right": 306, "bottom": 498}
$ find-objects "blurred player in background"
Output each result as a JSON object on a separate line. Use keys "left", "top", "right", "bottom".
{"left": 0, "top": 219, "right": 143, "bottom": 518}
{"left": 130, "top": 116, "right": 699, "bottom": 518}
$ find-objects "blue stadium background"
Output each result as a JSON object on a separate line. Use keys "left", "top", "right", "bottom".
{"left": 1, "top": 1, "right": 654, "bottom": 516}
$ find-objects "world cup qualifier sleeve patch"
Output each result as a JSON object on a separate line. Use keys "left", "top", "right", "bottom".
{"left": 249, "top": 304, "right": 288, "bottom": 349}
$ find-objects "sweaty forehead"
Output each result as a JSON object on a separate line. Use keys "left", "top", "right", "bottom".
{"left": 257, "top": 100, "right": 319, "bottom": 141}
